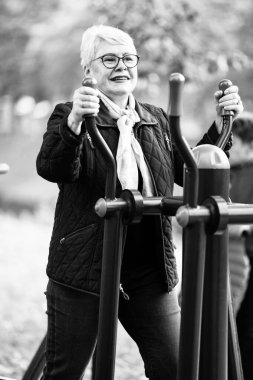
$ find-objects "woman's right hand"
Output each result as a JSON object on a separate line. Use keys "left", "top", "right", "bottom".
{"left": 68, "top": 85, "right": 100, "bottom": 135}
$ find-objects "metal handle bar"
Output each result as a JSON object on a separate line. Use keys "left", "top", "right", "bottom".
{"left": 82, "top": 77, "right": 117, "bottom": 199}
{"left": 168, "top": 73, "right": 198, "bottom": 207}
{"left": 216, "top": 79, "right": 234, "bottom": 149}
{"left": 177, "top": 201, "right": 253, "bottom": 227}
{"left": 95, "top": 196, "right": 183, "bottom": 218}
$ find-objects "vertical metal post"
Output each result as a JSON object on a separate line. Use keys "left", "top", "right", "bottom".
{"left": 200, "top": 230, "right": 229, "bottom": 380}
{"left": 94, "top": 211, "right": 125, "bottom": 380}
{"left": 83, "top": 82, "right": 124, "bottom": 380}
{"left": 196, "top": 145, "right": 230, "bottom": 380}
{"left": 21, "top": 335, "right": 46, "bottom": 380}
{"left": 177, "top": 221, "right": 207, "bottom": 380}
{"left": 227, "top": 277, "right": 245, "bottom": 380}
{"left": 168, "top": 73, "right": 207, "bottom": 380}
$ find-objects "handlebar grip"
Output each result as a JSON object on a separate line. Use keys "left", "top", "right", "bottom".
{"left": 218, "top": 79, "right": 234, "bottom": 116}
{"left": 218, "top": 79, "right": 233, "bottom": 93}
{"left": 81, "top": 77, "right": 116, "bottom": 198}
{"left": 168, "top": 73, "right": 185, "bottom": 117}
{"left": 82, "top": 77, "right": 98, "bottom": 89}
{"left": 81, "top": 77, "right": 98, "bottom": 120}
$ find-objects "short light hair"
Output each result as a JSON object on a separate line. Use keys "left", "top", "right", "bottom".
{"left": 80, "top": 25, "right": 136, "bottom": 69}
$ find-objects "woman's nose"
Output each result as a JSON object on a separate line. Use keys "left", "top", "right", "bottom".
{"left": 114, "top": 58, "right": 127, "bottom": 70}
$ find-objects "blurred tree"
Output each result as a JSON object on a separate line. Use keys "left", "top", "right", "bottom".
{"left": 90, "top": 0, "right": 253, "bottom": 82}
{"left": 20, "top": 0, "right": 92, "bottom": 101}
{"left": 1, "top": 0, "right": 253, "bottom": 101}
{"left": 0, "top": 0, "right": 59, "bottom": 100}
{"left": 90, "top": 0, "right": 201, "bottom": 80}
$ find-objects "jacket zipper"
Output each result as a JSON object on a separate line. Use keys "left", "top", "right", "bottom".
{"left": 83, "top": 131, "right": 96, "bottom": 193}
{"left": 163, "top": 131, "right": 172, "bottom": 151}
{"left": 120, "top": 283, "right": 130, "bottom": 300}
{"left": 86, "top": 131, "right": 95, "bottom": 149}
{"left": 60, "top": 225, "right": 95, "bottom": 244}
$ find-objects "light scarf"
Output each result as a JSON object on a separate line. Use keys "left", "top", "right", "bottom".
{"left": 98, "top": 90, "right": 154, "bottom": 197}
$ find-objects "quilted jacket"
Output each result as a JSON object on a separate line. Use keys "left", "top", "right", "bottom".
{"left": 36, "top": 100, "right": 222, "bottom": 295}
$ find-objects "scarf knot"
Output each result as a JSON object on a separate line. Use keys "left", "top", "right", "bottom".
{"left": 98, "top": 90, "right": 154, "bottom": 196}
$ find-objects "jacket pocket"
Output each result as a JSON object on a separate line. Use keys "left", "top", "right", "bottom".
{"left": 55, "top": 224, "right": 98, "bottom": 279}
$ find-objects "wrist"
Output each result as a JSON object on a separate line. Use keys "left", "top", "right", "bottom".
{"left": 68, "top": 113, "right": 82, "bottom": 135}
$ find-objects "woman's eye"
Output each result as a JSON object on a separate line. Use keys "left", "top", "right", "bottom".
{"left": 104, "top": 57, "right": 116, "bottom": 63}
{"left": 125, "top": 56, "right": 133, "bottom": 62}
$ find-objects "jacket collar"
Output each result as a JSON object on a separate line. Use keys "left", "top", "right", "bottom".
{"left": 135, "top": 100, "right": 158, "bottom": 125}
{"left": 95, "top": 99, "right": 158, "bottom": 127}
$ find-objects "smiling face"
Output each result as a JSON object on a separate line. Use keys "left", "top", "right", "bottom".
{"left": 85, "top": 40, "right": 138, "bottom": 108}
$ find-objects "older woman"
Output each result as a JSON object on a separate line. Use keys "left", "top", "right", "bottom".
{"left": 37, "top": 25, "right": 243, "bottom": 380}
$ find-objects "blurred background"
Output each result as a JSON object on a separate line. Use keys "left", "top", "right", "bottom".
{"left": 0, "top": 0, "right": 253, "bottom": 378}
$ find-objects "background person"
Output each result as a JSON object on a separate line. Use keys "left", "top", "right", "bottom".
{"left": 229, "top": 113, "right": 253, "bottom": 380}
{"left": 36, "top": 24, "right": 243, "bottom": 380}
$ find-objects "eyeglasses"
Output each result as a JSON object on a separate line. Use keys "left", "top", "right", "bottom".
{"left": 91, "top": 54, "right": 140, "bottom": 69}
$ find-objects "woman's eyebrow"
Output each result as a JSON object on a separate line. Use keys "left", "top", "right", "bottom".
{"left": 100, "top": 52, "right": 134, "bottom": 56}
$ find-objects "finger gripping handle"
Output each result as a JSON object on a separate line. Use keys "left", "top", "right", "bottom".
{"left": 168, "top": 73, "right": 185, "bottom": 117}
{"left": 82, "top": 77, "right": 98, "bottom": 89}
{"left": 218, "top": 78, "right": 233, "bottom": 116}
{"left": 81, "top": 77, "right": 98, "bottom": 120}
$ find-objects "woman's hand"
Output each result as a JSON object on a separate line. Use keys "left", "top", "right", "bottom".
{"left": 214, "top": 85, "right": 244, "bottom": 133}
{"left": 68, "top": 85, "right": 100, "bottom": 135}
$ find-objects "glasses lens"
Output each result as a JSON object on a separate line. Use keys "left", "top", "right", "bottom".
{"left": 101, "top": 54, "right": 139, "bottom": 68}
{"left": 102, "top": 55, "right": 118, "bottom": 68}
{"left": 123, "top": 54, "right": 138, "bottom": 68}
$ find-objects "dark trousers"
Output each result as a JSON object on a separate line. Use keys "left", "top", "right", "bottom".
{"left": 236, "top": 257, "right": 253, "bottom": 380}
{"left": 41, "top": 280, "right": 180, "bottom": 380}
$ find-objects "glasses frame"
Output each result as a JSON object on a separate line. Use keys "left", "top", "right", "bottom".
{"left": 91, "top": 54, "right": 140, "bottom": 69}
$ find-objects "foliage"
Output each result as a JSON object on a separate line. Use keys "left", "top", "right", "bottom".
{"left": 91, "top": 0, "right": 253, "bottom": 82}
{"left": 0, "top": 0, "right": 59, "bottom": 99}
{"left": 90, "top": 0, "right": 200, "bottom": 79}
{"left": 1, "top": 0, "right": 253, "bottom": 101}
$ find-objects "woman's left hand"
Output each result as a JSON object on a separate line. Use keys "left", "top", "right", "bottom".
{"left": 214, "top": 85, "right": 244, "bottom": 133}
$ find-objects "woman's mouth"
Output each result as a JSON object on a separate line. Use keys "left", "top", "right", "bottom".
{"left": 111, "top": 76, "right": 130, "bottom": 82}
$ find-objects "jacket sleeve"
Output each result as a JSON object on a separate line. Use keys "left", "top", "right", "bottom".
{"left": 36, "top": 102, "right": 86, "bottom": 183}
{"left": 196, "top": 121, "right": 232, "bottom": 153}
